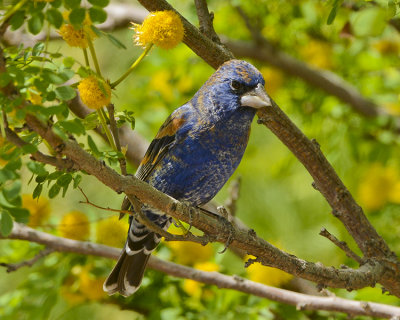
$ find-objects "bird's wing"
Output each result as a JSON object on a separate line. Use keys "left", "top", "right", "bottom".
{"left": 135, "top": 105, "right": 190, "bottom": 181}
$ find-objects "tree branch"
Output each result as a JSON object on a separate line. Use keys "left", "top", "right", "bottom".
{"left": 193, "top": 0, "right": 220, "bottom": 43}
{"left": 320, "top": 228, "right": 364, "bottom": 265}
{"left": 3, "top": 223, "right": 400, "bottom": 319}
{"left": 22, "top": 112, "right": 389, "bottom": 293}
{"left": 0, "top": 247, "right": 54, "bottom": 272}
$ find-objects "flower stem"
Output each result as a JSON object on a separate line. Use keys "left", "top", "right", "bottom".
{"left": 97, "top": 108, "right": 117, "bottom": 151}
{"left": 87, "top": 37, "right": 102, "bottom": 77}
{"left": 83, "top": 48, "right": 90, "bottom": 67}
{"left": 110, "top": 44, "right": 153, "bottom": 89}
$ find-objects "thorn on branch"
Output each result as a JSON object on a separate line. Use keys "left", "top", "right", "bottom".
{"left": 248, "top": 228, "right": 257, "bottom": 240}
{"left": 194, "top": 0, "right": 221, "bottom": 43}
{"left": 311, "top": 181, "right": 319, "bottom": 191}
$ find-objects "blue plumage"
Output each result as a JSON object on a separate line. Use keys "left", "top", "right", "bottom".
{"left": 104, "top": 59, "right": 271, "bottom": 296}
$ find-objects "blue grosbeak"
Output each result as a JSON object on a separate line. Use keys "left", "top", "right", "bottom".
{"left": 104, "top": 59, "right": 271, "bottom": 296}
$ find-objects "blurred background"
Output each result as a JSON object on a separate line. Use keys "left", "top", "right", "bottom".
{"left": 1, "top": 0, "right": 400, "bottom": 319}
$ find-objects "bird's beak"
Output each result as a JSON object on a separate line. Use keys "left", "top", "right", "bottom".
{"left": 240, "top": 83, "right": 272, "bottom": 109}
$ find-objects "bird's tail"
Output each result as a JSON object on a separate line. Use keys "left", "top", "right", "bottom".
{"left": 103, "top": 249, "right": 150, "bottom": 297}
{"left": 103, "top": 213, "right": 171, "bottom": 297}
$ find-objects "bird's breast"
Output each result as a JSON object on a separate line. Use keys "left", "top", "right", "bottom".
{"left": 147, "top": 111, "right": 254, "bottom": 206}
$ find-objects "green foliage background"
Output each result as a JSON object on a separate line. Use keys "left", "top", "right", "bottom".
{"left": 0, "top": 0, "right": 400, "bottom": 319}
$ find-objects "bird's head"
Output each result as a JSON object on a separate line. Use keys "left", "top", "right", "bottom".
{"left": 194, "top": 60, "right": 272, "bottom": 118}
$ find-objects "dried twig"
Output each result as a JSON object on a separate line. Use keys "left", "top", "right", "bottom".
{"left": 3, "top": 223, "right": 400, "bottom": 319}
{"left": 320, "top": 228, "right": 364, "bottom": 265}
{"left": 106, "top": 103, "right": 127, "bottom": 176}
{"left": 0, "top": 247, "right": 54, "bottom": 272}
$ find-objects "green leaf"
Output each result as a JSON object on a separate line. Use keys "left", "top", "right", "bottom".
{"left": 89, "top": 7, "right": 107, "bottom": 24}
{"left": 48, "top": 183, "right": 61, "bottom": 199}
{"left": 57, "top": 173, "right": 72, "bottom": 187}
{"left": 28, "top": 12, "right": 44, "bottom": 35}
{"left": 8, "top": 207, "right": 29, "bottom": 224}
{"left": 106, "top": 33, "right": 127, "bottom": 49}
{"left": 88, "top": 0, "right": 109, "bottom": 8}
{"left": 55, "top": 86, "right": 76, "bottom": 101}
{"left": 87, "top": 135, "right": 101, "bottom": 156}
{"left": 21, "top": 143, "right": 38, "bottom": 155}
{"left": 69, "top": 7, "right": 86, "bottom": 27}
{"left": 64, "top": 0, "right": 81, "bottom": 9}
{"left": 326, "top": 0, "right": 342, "bottom": 25}
{"left": 9, "top": 10, "right": 25, "bottom": 30}
{"left": 0, "top": 169, "right": 16, "bottom": 184}
{"left": 63, "top": 57, "right": 75, "bottom": 68}
{"left": 47, "top": 171, "right": 63, "bottom": 180}
{"left": 46, "top": 9, "right": 64, "bottom": 28}
{"left": 32, "top": 42, "right": 45, "bottom": 56}
{"left": 0, "top": 211, "right": 13, "bottom": 237}
{"left": 2, "top": 181, "right": 21, "bottom": 202}
{"left": 0, "top": 73, "right": 12, "bottom": 88}
{"left": 77, "top": 66, "right": 90, "bottom": 78}
{"left": 33, "top": 183, "right": 43, "bottom": 199}
{"left": 82, "top": 112, "right": 99, "bottom": 130}
{"left": 73, "top": 174, "right": 82, "bottom": 188}
{"left": 27, "top": 162, "right": 48, "bottom": 176}
{"left": 58, "top": 119, "right": 86, "bottom": 135}
{"left": 351, "top": 7, "right": 387, "bottom": 37}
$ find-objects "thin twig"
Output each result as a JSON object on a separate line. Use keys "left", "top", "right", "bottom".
{"left": 0, "top": 247, "right": 54, "bottom": 272}
{"left": 320, "top": 228, "right": 364, "bottom": 265}
{"left": 4, "top": 223, "right": 400, "bottom": 319}
{"left": 106, "top": 103, "right": 127, "bottom": 176}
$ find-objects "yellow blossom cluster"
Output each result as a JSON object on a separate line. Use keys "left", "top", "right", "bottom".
{"left": 245, "top": 258, "right": 292, "bottom": 287}
{"left": 22, "top": 195, "right": 51, "bottom": 227}
{"left": 300, "top": 40, "right": 333, "bottom": 70}
{"left": 96, "top": 215, "right": 129, "bottom": 248}
{"left": 61, "top": 265, "right": 106, "bottom": 304}
{"left": 260, "top": 67, "right": 284, "bottom": 96}
{"left": 58, "top": 11, "right": 96, "bottom": 48}
{"left": 167, "top": 240, "right": 214, "bottom": 266}
{"left": 78, "top": 76, "right": 111, "bottom": 110}
{"left": 133, "top": 10, "right": 184, "bottom": 49}
{"left": 28, "top": 87, "right": 42, "bottom": 105}
{"left": 58, "top": 211, "right": 90, "bottom": 241}
{"left": 183, "top": 261, "right": 219, "bottom": 298}
{"left": 358, "top": 163, "right": 400, "bottom": 211}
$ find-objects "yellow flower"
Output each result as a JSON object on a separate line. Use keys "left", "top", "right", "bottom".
{"left": 300, "top": 40, "right": 333, "bottom": 69}
{"left": 374, "top": 40, "right": 400, "bottom": 55}
{"left": 28, "top": 87, "right": 42, "bottom": 105}
{"left": 59, "top": 12, "right": 96, "bottom": 48}
{"left": 22, "top": 195, "right": 51, "bottom": 227}
{"left": 358, "top": 163, "right": 400, "bottom": 211}
{"left": 167, "top": 241, "right": 213, "bottom": 266}
{"left": 96, "top": 215, "right": 128, "bottom": 248}
{"left": 58, "top": 211, "right": 90, "bottom": 241}
{"left": 245, "top": 255, "right": 292, "bottom": 287}
{"left": 133, "top": 11, "right": 184, "bottom": 49}
{"left": 150, "top": 70, "right": 174, "bottom": 102}
{"left": 60, "top": 275, "right": 86, "bottom": 305}
{"left": 182, "top": 261, "right": 219, "bottom": 297}
{"left": 260, "top": 67, "right": 284, "bottom": 95}
{"left": 78, "top": 76, "right": 111, "bottom": 110}
{"left": 79, "top": 267, "right": 106, "bottom": 301}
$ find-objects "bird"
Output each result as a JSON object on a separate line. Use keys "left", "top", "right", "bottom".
{"left": 103, "top": 59, "right": 271, "bottom": 297}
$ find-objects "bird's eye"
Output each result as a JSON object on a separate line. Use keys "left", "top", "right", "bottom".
{"left": 230, "top": 80, "right": 242, "bottom": 91}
